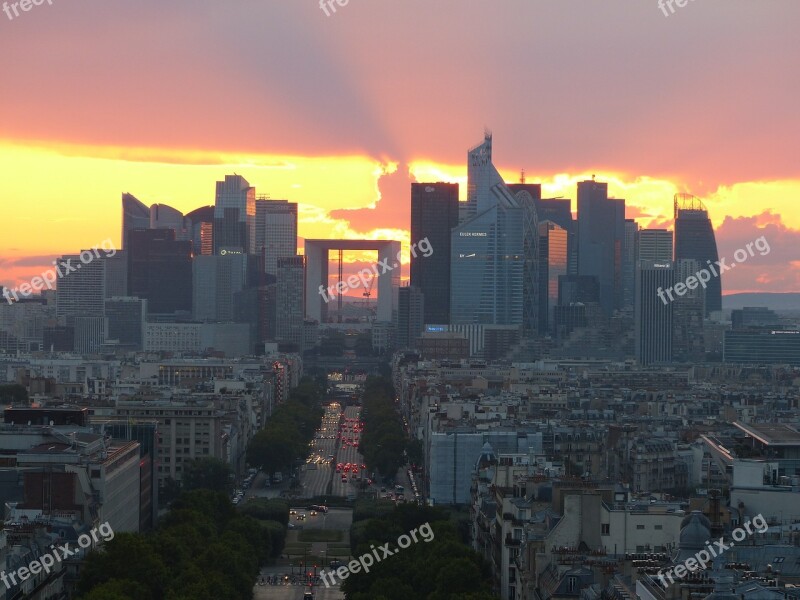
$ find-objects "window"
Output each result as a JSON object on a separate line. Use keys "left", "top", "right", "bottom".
{"left": 773, "top": 557, "right": 785, "bottom": 564}
{"left": 567, "top": 577, "right": 578, "bottom": 593}
{"left": 601, "top": 524, "right": 610, "bottom": 535}
{"left": 637, "top": 524, "right": 645, "bottom": 530}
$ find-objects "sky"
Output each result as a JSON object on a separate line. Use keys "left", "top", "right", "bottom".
{"left": 1, "top": 0, "right": 799, "bottom": 297}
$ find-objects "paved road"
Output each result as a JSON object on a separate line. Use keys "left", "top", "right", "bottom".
{"left": 302, "top": 403, "right": 372, "bottom": 500}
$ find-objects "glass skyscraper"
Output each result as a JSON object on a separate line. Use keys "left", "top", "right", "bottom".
{"left": 577, "top": 180, "right": 625, "bottom": 315}
{"left": 410, "top": 182, "right": 458, "bottom": 325}
{"left": 451, "top": 133, "right": 536, "bottom": 331}
{"left": 674, "top": 194, "right": 721, "bottom": 315}
{"left": 214, "top": 174, "right": 256, "bottom": 255}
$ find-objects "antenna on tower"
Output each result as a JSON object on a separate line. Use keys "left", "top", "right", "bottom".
{"left": 520, "top": 169, "right": 526, "bottom": 184}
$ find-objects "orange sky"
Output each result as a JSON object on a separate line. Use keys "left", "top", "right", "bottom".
{"left": 1, "top": 1, "right": 798, "bottom": 296}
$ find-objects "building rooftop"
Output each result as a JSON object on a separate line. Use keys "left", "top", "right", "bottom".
{"left": 733, "top": 422, "right": 800, "bottom": 447}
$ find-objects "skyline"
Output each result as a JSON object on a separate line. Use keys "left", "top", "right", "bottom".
{"left": 1, "top": 0, "right": 798, "bottom": 296}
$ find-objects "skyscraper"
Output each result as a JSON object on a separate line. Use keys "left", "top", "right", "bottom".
{"left": 622, "top": 219, "right": 638, "bottom": 311}
{"left": 637, "top": 229, "right": 673, "bottom": 262}
{"left": 396, "top": 285, "right": 425, "bottom": 349}
{"left": 577, "top": 180, "right": 625, "bottom": 315}
{"left": 410, "top": 182, "right": 458, "bottom": 325}
{"left": 255, "top": 197, "right": 298, "bottom": 277}
{"left": 539, "top": 221, "right": 568, "bottom": 333}
{"left": 635, "top": 260, "right": 674, "bottom": 365}
{"left": 55, "top": 253, "right": 106, "bottom": 320}
{"left": 674, "top": 194, "right": 721, "bottom": 315}
{"left": 192, "top": 251, "right": 248, "bottom": 322}
{"left": 127, "top": 229, "right": 193, "bottom": 316}
{"left": 451, "top": 133, "right": 534, "bottom": 330}
{"left": 150, "top": 204, "right": 190, "bottom": 240}
{"left": 185, "top": 206, "right": 215, "bottom": 256}
{"left": 276, "top": 255, "right": 305, "bottom": 348}
{"left": 672, "top": 258, "right": 705, "bottom": 362}
{"left": 121, "top": 193, "right": 151, "bottom": 249}
{"left": 214, "top": 175, "right": 256, "bottom": 254}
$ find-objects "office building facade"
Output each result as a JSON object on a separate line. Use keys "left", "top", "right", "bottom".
{"left": 674, "top": 194, "right": 721, "bottom": 315}
{"left": 214, "top": 174, "right": 256, "bottom": 254}
{"left": 635, "top": 260, "right": 674, "bottom": 365}
{"left": 254, "top": 197, "right": 298, "bottom": 277}
{"left": 410, "top": 182, "right": 459, "bottom": 325}
{"left": 577, "top": 180, "right": 625, "bottom": 315}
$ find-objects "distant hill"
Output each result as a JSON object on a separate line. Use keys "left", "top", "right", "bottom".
{"left": 723, "top": 293, "right": 800, "bottom": 311}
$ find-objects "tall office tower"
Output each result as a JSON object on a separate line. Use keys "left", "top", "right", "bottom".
{"left": 150, "top": 204, "right": 190, "bottom": 240}
{"left": 731, "top": 306, "right": 780, "bottom": 329}
{"left": 533, "top": 197, "right": 576, "bottom": 275}
{"left": 577, "top": 180, "right": 625, "bottom": 314}
{"left": 410, "top": 182, "right": 459, "bottom": 324}
{"left": 127, "top": 229, "right": 193, "bottom": 316}
{"left": 214, "top": 175, "right": 256, "bottom": 255}
{"left": 622, "top": 219, "right": 638, "bottom": 311}
{"left": 185, "top": 206, "right": 215, "bottom": 256}
{"left": 255, "top": 197, "right": 298, "bottom": 276}
{"left": 516, "top": 189, "right": 540, "bottom": 337}
{"left": 451, "top": 133, "right": 533, "bottom": 329}
{"left": 103, "top": 251, "right": 128, "bottom": 298}
{"left": 674, "top": 194, "right": 721, "bottom": 315}
{"left": 539, "top": 221, "right": 568, "bottom": 333}
{"left": 193, "top": 251, "right": 248, "bottom": 322}
{"left": 507, "top": 182, "right": 542, "bottom": 202}
{"left": 73, "top": 316, "right": 107, "bottom": 354}
{"left": 461, "top": 129, "right": 495, "bottom": 223}
{"left": 637, "top": 229, "right": 673, "bottom": 262}
{"left": 105, "top": 297, "right": 147, "bottom": 350}
{"left": 672, "top": 258, "right": 705, "bottom": 362}
{"left": 558, "top": 274, "right": 600, "bottom": 305}
{"left": 396, "top": 285, "right": 425, "bottom": 349}
{"left": 275, "top": 256, "right": 305, "bottom": 348}
{"left": 55, "top": 253, "right": 106, "bottom": 320}
{"left": 121, "top": 193, "right": 150, "bottom": 249}
{"left": 635, "top": 260, "right": 674, "bottom": 365}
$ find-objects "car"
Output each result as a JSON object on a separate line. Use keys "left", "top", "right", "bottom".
{"left": 290, "top": 509, "right": 297, "bottom": 515}
{"left": 310, "top": 510, "right": 317, "bottom": 516}
{"left": 296, "top": 514, "right": 306, "bottom": 521}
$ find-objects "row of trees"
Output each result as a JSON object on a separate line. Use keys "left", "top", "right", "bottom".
{"left": 359, "top": 376, "right": 408, "bottom": 479}
{"left": 344, "top": 503, "right": 498, "bottom": 600}
{"left": 76, "top": 490, "right": 282, "bottom": 599}
{"left": 246, "top": 377, "right": 324, "bottom": 476}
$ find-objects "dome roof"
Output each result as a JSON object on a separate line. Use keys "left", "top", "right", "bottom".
{"left": 673, "top": 511, "right": 712, "bottom": 563}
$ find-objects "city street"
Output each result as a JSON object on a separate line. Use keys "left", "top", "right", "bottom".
{"left": 302, "top": 403, "right": 369, "bottom": 500}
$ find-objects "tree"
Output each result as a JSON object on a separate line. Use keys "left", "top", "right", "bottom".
{"left": 182, "top": 457, "right": 233, "bottom": 494}
{"left": 0, "top": 384, "right": 28, "bottom": 404}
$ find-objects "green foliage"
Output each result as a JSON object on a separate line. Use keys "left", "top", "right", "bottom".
{"left": 359, "top": 376, "right": 408, "bottom": 478}
{"left": 343, "top": 504, "right": 498, "bottom": 600}
{"left": 238, "top": 497, "right": 289, "bottom": 525}
{"left": 181, "top": 457, "right": 232, "bottom": 494}
{"left": 75, "top": 491, "right": 265, "bottom": 600}
{"left": 0, "top": 384, "right": 27, "bottom": 404}
{"left": 406, "top": 438, "right": 424, "bottom": 466}
{"left": 246, "top": 379, "right": 324, "bottom": 475}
